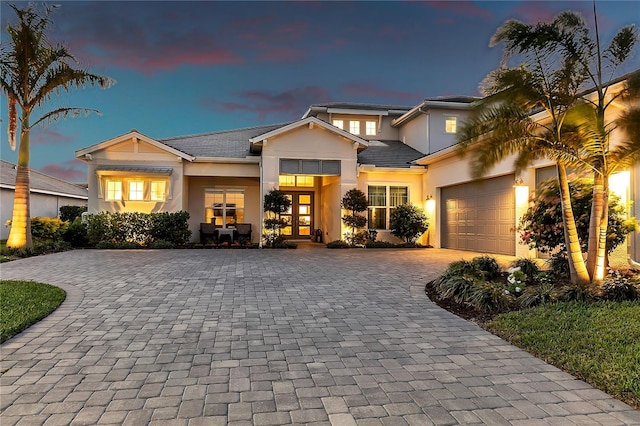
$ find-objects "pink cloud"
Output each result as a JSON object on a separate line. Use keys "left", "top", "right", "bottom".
{"left": 31, "top": 128, "right": 74, "bottom": 146}
{"left": 70, "top": 31, "right": 244, "bottom": 74}
{"left": 341, "top": 82, "right": 422, "bottom": 103}
{"left": 200, "top": 86, "right": 332, "bottom": 121}
{"left": 424, "top": 1, "right": 492, "bottom": 18}
{"left": 40, "top": 159, "right": 86, "bottom": 182}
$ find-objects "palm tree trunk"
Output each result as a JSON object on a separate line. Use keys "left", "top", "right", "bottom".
{"left": 557, "top": 163, "right": 590, "bottom": 285}
{"left": 6, "top": 123, "right": 32, "bottom": 249}
{"left": 593, "top": 179, "right": 609, "bottom": 282}
{"left": 587, "top": 173, "right": 604, "bottom": 279}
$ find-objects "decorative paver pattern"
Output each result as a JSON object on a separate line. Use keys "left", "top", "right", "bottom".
{"left": 1, "top": 248, "right": 638, "bottom": 425}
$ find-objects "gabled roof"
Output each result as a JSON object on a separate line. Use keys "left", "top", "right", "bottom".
{"left": 161, "top": 123, "right": 287, "bottom": 158}
{"left": 1, "top": 160, "right": 88, "bottom": 199}
{"left": 392, "top": 96, "right": 478, "bottom": 127}
{"left": 249, "top": 117, "right": 369, "bottom": 149}
{"left": 302, "top": 102, "right": 412, "bottom": 118}
{"left": 75, "top": 130, "right": 195, "bottom": 161}
{"left": 357, "top": 140, "right": 426, "bottom": 168}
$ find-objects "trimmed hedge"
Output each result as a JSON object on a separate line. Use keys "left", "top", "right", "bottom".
{"left": 86, "top": 211, "right": 191, "bottom": 247}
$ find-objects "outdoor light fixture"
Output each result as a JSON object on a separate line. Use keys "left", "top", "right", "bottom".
{"left": 513, "top": 177, "right": 525, "bottom": 187}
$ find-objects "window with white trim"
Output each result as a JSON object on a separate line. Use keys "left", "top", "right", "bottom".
{"left": 150, "top": 181, "right": 166, "bottom": 201}
{"left": 365, "top": 121, "right": 377, "bottom": 136}
{"left": 129, "top": 181, "right": 144, "bottom": 201}
{"left": 102, "top": 177, "right": 168, "bottom": 202}
{"left": 205, "top": 189, "right": 245, "bottom": 227}
{"left": 349, "top": 121, "right": 360, "bottom": 135}
{"left": 332, "top": 119, "right": 343, "bottom": 129}
{"left": 105, "top": 180, "right": 122, "bottom": 201}
{"left": 445, "top": 116, "right": 457, "bottom": 133}
{"left": 367, "top": 185, "right": 408, "bottom": 229}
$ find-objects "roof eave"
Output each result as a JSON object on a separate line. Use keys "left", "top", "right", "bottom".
{"left": 249, "top": 117, "right": 369, "bottom": 148}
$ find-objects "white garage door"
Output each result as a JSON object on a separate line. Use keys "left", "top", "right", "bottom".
{"left": 441, "top": 174, "right": 516, "bottom": 255}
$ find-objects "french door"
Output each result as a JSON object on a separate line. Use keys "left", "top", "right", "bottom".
{"left": 282, "top": 192, "right": 313, "bottom": 239}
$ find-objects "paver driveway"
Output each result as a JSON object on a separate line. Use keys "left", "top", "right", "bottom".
{"left": 1, "top": 248, "right": 638, "bottom": 426}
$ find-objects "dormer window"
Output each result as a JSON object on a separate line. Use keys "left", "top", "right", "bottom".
{"left": 332, "top": 119, "right": 343, "bottom": 129}
{"left": 350, "top": 121, "right": 360, "bottom": 135}
{"left": 445, "top": 116, "right": 457, "bottom": 133}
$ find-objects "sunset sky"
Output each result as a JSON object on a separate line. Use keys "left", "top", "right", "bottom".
{"left": 1, "top": 1, "right": 638, "bottom": 182}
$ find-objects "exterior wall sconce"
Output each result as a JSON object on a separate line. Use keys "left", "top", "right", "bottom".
{"left": 513, "top": 177, "right": 525, "bottom": 187}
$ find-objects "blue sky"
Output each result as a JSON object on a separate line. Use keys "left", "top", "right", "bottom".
{"left": 1, "top": 1, "right": 638, "bottom": 182}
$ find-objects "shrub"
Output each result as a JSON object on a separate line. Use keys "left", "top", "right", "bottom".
{"left": 148, "top": 211, "right": 191, "bottom": 245}
{"left": 85, "top": 211, "right": 191, "bottom": 247}
{"left": 546, "top": 253, "right": 570, "bottom": 278}
{"left": 364, "top": 240, "right": 395, "bottom": 248}
{"left": 519, "top": 283, "right": 555, "bottom": 308}
{"left": 518, "top": 178, "right": 637, "bottom": 255}
{"left": 59, "top": 205, "right": 87, "bottom": 222}
{"left": 469, "top": 281, "right": 511, "bottom": 312}
{"left": 148, "top": 239, "right": 175, "bottom": 249}
{"left": 601, "top": 269, "right": 640, "bottom": 301}
{"left": 512, "top": 258, "right": 540, "bottom": 279}
{"left": 389, "top": 203, "right": 428, "bottom": 245}
{"left": 555, "top": 284, "right": 597, "bottom": 302}
{"left": 30, "top": 217, "right": 67, "bottom": 241}
{"left": 62, "top": 218, "right": 88, "bottom": 248}
{"left": 436, "top": 275, "right": 478, "bottom": 304}
{"left": 471, "top": 256, "right": 501, "bottom": 280}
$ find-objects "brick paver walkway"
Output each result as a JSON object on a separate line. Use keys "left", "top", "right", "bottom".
{"left": 1, "top": 248, "right": 638, "bottom": 425}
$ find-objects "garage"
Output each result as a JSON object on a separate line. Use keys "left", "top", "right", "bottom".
{"left": 441, "top": 174, "right": 516, "bottom": 255}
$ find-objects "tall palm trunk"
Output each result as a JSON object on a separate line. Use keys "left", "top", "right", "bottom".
{"left": 587, "top": 173, "right": 604, "bottom": 279}
{"left": 557, "top": 163, "right": 590, "bottom": 285}
{"left": 594, "top": 177, "right": 609, "bottom": 282}
{"left": 6, "top": 115, "right": 32, "bottom": 249}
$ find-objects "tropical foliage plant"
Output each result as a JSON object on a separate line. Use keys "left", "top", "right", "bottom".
{"left": 457, "top": 9, "right": 638, "bottom": 285}
{"left": 1, "top": 4, "right": 112, "bottom": 248}
{"left": 519, "top": 178, "right": 637, "bottom": 256}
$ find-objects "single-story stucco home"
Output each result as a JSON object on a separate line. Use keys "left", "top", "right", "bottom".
{"left": 1, "top": 160, "right": 88, "bottom": 240}
{"left": 75, "top": 75, "right": 640, "bottom": 265}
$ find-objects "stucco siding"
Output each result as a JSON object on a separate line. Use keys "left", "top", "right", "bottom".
{"left": 186, "top": 176, "right": 260, "bottom": 243}
{"left": 1, "top": 189, "right": 87, "bottom": 239}
{"left": 86, "top": 137, "right": 186, "bottom": 214}
{"left": 184, "top": 162, "right": 259, "bottom": 177}
{"left": 398, "top": 114, "right": 429, "bottom": 154}
{"left": 357, "top": 170, "right": 426, "bottom": 244}
{"left": 428, "top": 109, "right": 471, "bottom": 153}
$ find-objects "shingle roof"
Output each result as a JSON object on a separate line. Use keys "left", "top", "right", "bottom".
{"left": 159, "top": 123, "right": 290, "bottom": 158}
{"left": 424, "top": 96, "right": 479, "bottom": 104}
{"left": 357, "top": 140, "right": 425, "bottom": 168}
{"left": 309, "top": 102, "right": 413, "bottom": 112}
{"left": 1, "top": 160, "right": 88, "bottom": 198}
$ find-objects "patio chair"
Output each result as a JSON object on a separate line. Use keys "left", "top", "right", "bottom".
{"left": 199, "top": 223, "right": 218, "bottom": 244}
{"left": 235, "top": 223, "right": 252, "bottom": 244}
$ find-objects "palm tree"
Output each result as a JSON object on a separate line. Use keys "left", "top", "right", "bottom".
{"left": 458, "top": 17, "right": 593, "bottom": 286}
{"left": 551, "top": 7, "right": 639, "bottom": 281}
{"left": 1, "top": 4, "right": 113, "bottom": 248}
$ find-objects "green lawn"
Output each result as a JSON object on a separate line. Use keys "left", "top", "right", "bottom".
{"left": 486, "top": 301, "right": 640, "bottom": 409}
{"left": 0, "top": 280, "right": 66, "bottom": 343}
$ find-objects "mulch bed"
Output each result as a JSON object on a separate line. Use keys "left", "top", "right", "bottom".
{"left": 424, "top": 280, "right": 497, "bottom": 325}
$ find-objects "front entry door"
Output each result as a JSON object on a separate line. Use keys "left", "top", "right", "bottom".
{"left": 282, "top": 192, "right": 313, "bottom": 239}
